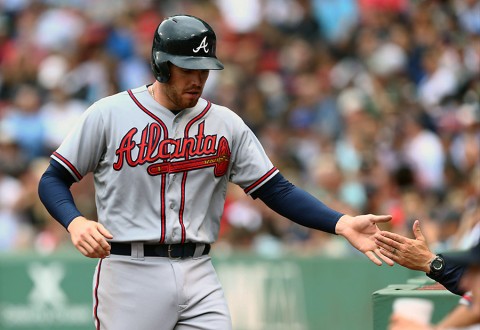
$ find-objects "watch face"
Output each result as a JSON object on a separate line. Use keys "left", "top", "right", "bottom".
{"left": 432, "top": 258, "right": 443, "bottom": 270}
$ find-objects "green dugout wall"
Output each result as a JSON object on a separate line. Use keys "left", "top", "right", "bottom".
{"left": 372, "top": 280, "right": 459, "bottom": 330}
{"left": 0, "top": 251, "right": 454, "bottom": 330}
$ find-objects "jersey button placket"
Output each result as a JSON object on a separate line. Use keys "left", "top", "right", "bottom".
{"left": 170, "top": 117, "right": 178, "bottom": 183}
{"left": 168, "top": 116, "right": 181, "bottom": 243}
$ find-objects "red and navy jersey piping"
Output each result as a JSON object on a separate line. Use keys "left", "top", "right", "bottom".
{"left": 244, "top": 167, "right": 278, "bottom": 194}
{"left": 94, "top": 259, "right": 103, "bottom": 330}
{"left": 52, "top": 152, "right": 83, "bottom": 181}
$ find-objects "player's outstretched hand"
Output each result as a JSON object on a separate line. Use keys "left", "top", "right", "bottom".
{"left": 335, "top": 214, "right": 394, "bottom": 266}
{"left": 67, "top": 216, "right": 113, "bottom": 258}
{"left": 374, "top": 220, "right": 435, "bottom": 272}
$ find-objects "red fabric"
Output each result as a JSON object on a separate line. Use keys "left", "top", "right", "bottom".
{"left": 358, "top": 0, "right": 408, "bottom": 13}
{"left": 416, "top": 282, "right": 448, "bottom": 291}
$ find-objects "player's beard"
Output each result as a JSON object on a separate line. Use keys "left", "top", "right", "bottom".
{"left": 164, "top": 84, "right": 202, "bottom": 110}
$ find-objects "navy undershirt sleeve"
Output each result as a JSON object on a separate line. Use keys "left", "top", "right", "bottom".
{"left": 251, "top": 173, "right": 344, "bottom": 234}
{"left": 38, "top": 159, "right": 82, "bottom": 229}
{"left": 427, "top": 254, "right": 467, "bottom": 296}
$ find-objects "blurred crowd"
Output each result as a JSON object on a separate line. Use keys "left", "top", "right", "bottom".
{"left": 0, "top": 0, "right": 478, "bottom": 257}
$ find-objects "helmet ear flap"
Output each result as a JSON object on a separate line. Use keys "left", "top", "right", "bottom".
{"left": 151, "top": 52, "right": 170, "bottom": 83}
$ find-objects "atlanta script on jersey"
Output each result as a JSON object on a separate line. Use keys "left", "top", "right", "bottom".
{"left": 52, "top": 85, "right": 278, "bottom": 244}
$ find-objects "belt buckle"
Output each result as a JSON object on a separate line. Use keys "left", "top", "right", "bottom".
{"left": 167, "top": 245, "right": 182, "bottom": 259}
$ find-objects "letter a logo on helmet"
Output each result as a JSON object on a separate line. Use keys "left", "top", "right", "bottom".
{"left": 193, "top": 37, "right": 209, "bottom": 54}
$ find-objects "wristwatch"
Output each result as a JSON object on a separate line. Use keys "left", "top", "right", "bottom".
{"left": 429, "top": 255, "right": 445, "bottom": 276}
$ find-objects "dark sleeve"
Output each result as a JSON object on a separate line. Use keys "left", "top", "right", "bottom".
{"left": 251, "top": 173, "right": 344, "bottom": 234}
{"left": 38, "top": 159, "right": 83, "bottom": 229}
{"left": 426, "top": 253, "right": 467, "bottom": 296}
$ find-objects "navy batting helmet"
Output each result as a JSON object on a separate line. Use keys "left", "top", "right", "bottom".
{"left": 151, "top": 15, "right": 224, "bottom": 83}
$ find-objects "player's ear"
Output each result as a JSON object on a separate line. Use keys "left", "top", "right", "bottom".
{"left": 151, "top": 52, "right": 170, "bottom": 83}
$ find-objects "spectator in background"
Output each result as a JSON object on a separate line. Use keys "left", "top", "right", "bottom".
{"left": 311, "top": 0, "right": 358, "bottom": 45}
{"left": 33, "top": 5, "right": 85, "bottom": 54}
{"left": 0, "top": 131, "right": 28, "bottom": 178}
{"left": 428, "top": 206, "right": 462, "bottom": 253}
{"left": 400, "top": 112, "right": 446, "bottom": 193}
{"left": 417, "top": 47, "right": 460, "bottom": 110}
{"left": 0, "top": 84, "right": 46, "bottom": 161}
{"left": 449, "top": 103, "right": 480, "bottom": 173}
{"left": 0, "top": 155, "right": 27, "bottom": 251}
{"left": 454, "top": 0, "right": 480, "bottom": 35}
{"left": 39, "top": 85, "right": 86, "bottom": 154}
{"left": 37, "top": 54, "right": 87, "bottom": 153}
{"left": 105, "top": 6, "right": 161, "bottom": 91}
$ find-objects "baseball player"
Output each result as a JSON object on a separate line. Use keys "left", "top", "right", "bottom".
{"left": 38, "top": 14, "right": 394, "bottom": 330}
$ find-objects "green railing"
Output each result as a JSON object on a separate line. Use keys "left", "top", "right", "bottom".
{"left": 0, "top": 250, "right": 435, "bottom": 330}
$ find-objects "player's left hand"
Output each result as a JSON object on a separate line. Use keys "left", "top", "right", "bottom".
{"left": 335, "top": 214, "right": 394, "bottom": 266}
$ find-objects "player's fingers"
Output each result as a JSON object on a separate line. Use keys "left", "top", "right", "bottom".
{"left": 365, "top": 250, "right": 382, "bottom": 266}
{"left": 412, "top": 220, "right": 425, "bottom": 241}
{"left": 376, "top": 230, "right": 406, "bottom": 244}
{"left": 90, "top": 233, "right": 111, "bottom": 255}
{"left": 84, "top": 235, "right": 109, "bottom": 257}
{"left": 369, "top": 215, "right": 392, "bottom": 224}
{"left": 374, "top": 234, "right": 402, "bottom": 250}
{"left": 375, "top": 239, "right": 394, "bottom": 254}
{"left": 91, "top": 228, "right": 111, "bottom": 251}
{"left": 378, "top": 246, "right": 394, "bottom": 259}
{"left": 97, "top": 224, "right": 113, "bottom": 239}
{"left": 375, "top": 248, "right": 395, "bottom": 266}
{"left": 77, "top": 240, "right": 99, "bottom": 258}
{"left": 378, "top": 247, "right": 400, "bottom": 265}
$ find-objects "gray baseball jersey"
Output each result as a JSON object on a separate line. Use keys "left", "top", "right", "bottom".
{"left": 52, "top": 85, "right": 278, "bottom": 244}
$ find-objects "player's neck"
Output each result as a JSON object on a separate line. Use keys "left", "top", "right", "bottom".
{"left": 149, "top": 83, "right": 180, "bottom": 115}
